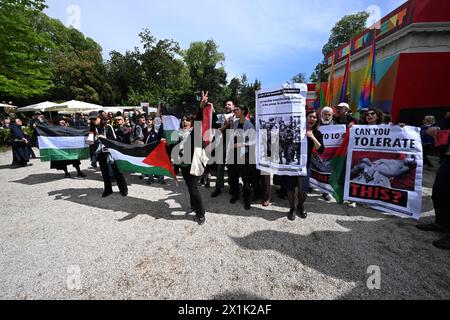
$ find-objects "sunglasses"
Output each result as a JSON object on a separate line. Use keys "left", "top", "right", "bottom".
{"left": 367, "top": 112, "right": 376, "bottom": 116}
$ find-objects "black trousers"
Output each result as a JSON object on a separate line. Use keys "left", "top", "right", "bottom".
{"left": 432, "top": 157, "right": 450, "bottom": 229}
{"left": 228, "top": 164, "right": 251, "bottom": 201}
{"left": 98, "top": 153, "right": 128, "bottom": 194}
{"left": 181, "top": 166, "right": 205, "bottom": 219}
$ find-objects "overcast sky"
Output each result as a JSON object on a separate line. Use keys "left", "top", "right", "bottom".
{"left": 44, "top": 0, "right": 406, "bottom": 87}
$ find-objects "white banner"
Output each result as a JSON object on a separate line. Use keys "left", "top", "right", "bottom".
{"left": 310, "top": 125, "right": 347, "bottom": 195}
{"left": 256, "top": 84, "right": 308, "bottom": 176}
{"left": 344, "top": 125, "right": 423, "bottom": 219}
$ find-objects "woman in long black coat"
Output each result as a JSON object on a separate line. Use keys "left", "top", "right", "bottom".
{"left": 10, "top": 118, "right": 30, "bottom": 167}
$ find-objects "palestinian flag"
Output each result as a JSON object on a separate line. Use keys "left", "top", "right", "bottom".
{"left": 99, "top": 138, "right": 176, "bottom": 179}
{"left": 36, "top": 125, "right": 90, "bottom": 162}
{"left": 329, "top": 129, "right": 350, "bottom": 204}
{"left": 161, "top": 115, "right": 180, "bottom": 145}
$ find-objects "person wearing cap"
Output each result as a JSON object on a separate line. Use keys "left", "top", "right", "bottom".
{"left": 358, "top": 108, "right": 369, "bottom": 124}
{"left": 50, "top": 116, "right": 86, "bottom": 178}
{"left": 333, "top": 102, "right": 356, "bottom": 127}
{"left": 88, "top": 111, "right": 128, "bottom": 198}
{"left": 144, "top": 113, "right": 165, "bottom": 185}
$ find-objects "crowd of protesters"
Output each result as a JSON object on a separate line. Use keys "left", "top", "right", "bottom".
{"left": 1, "top": 98, "right": 449, "bottom": 249}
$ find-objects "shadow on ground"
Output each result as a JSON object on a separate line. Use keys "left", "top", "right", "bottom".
{"left": 230, "top": 219, "right": 450, "bottom": 299}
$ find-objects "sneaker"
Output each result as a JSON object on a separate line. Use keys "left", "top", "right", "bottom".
{"left": 348, "top": 202, "right": 358, "bottom": 208}
{"left": 194, "top": 216, "right": 206, "bottom": 226}
{"left": 322, "top": 193, "right": 331, "bottom": 202}
{"left": 121, "top": 190, "right": 128, "bottom": 197}
{"left": 288, "top": 209, "right": 296, "bottom": 221}
{"left": 211, "top": 189, "right": 222, "bottom": 198}
{"left": 230, "top": 196, "right": 239, "bottom": 204}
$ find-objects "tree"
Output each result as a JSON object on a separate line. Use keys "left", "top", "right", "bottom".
{"left": 291, "top": 73, "right": 306, "bottom": 84}
{"left": 311, "top": 11, "right": 369, "bottom": 82}
{"left": 183, "top": 40, "right": 228, "bottom": 106}
{"left": 0, "top": 0, "right": 54, "bottom": 101}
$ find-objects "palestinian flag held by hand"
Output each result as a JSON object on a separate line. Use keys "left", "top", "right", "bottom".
{"left": 161, "top": 115, "right": 181, "bottom": 145}
{"left": 329, "top": 129, "right": 350, "bottom": 204}
{"left": 99, "top": 138, "right": 176, "bottom": 179}
{"left": 36, "top": 125, "right": 90, "bottom": 162}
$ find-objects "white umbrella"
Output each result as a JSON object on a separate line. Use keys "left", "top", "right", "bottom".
{"left": 18, "top": 101, "right": 57, "bottom": 112}
{"left": 52, "top": 100, "right": 103, "bottom": 113}
{"left": 0, "top": 103, "right": 17, "bottom": 108}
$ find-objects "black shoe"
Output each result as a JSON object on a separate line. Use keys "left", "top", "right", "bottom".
{"left": 64, "top": 173, "right": 71, "bottom": 179}
{"left": 416, "top": 223, "right": 450, "bottom": 233}
{"left": 230, "top": 196, "right": 239, "bottom": 204}
{"left": 194, "top": 216, "right": 206, "bottom": 226}
{"left": 322, "top": 193, "right": 331, "bottom": 202}
{"left": 433, "top": 236, "right": 450, "bottom": 250}
{"left": 211, "top": 189, "right": 222, "bottom": 198}
{"left": 288, "top": 209, "right": 296, "bottom": 221}
{"left": 244, "top": 201, "right": 251, "bottom": 210}
{"left": 297, "top": 206, "right": 307, "bottom": 219}
{"left": 121, "top": 190, "right": 128, "bottom": 197}
{"left": 102, "top": 191, "right": 113, "bottom": 198}
{"left": 77, "top": 172, "right": 87, "bottom": 178}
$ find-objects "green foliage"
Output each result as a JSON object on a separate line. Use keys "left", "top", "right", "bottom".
{"left": 0, "top": 129, "right": 11, "bottom": 145}
{"left": 224, "top": 74, "right": 261, "bottom": 115}
{"left": 291, "top": 73, "right": 306, "bottom": 84}
{"left": 183, "top": 40, "right": 228, "bottom": 106}
{"left": 0, "top": 0, "right": 54, "bottom": 99}
{"left": 311, "top": 11, "right": 369, "bottom": 82}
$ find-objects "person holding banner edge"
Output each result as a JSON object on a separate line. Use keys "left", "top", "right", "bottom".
{"left": 282, "top": 110, "right": 324, "bottom": 221}
{"left": 416, "top": 114, "right": 450, "bottom": 250}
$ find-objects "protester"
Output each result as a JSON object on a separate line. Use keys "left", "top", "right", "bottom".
{"left": 50, "top": 116, "right": 86, "bottom": 178}
{"left": 317, "top": 106, "right": 335, "bottom": 202}
{"left": 421, "top": 115, "right": 436, "bottom": 168}
{"left": 333, "top": 102, "right": 357, "bottom": 127}
{"left": 360, "top": 108, "right": 384, "bottom": 125}
{"left": 88, "top": 111, "right": 128, "bottom": 198}
{"left": 176, "top": 113, "right": 206, "bottom": 225}
{"left": 282, "top": 110, "right": 324, "bottom": 221}
{"left": 416, "top": 113, "right": 450, "bottom": 250}
{"left": 144, "top": 113, "right": 165, "bottom": 185}
{"left": 227, "top": 105, "right": 255, "bottom": 211}
{"left": 211, "top": 100, "right": 235, "bottom": 198}
{"left": 131, "top": 113, "right": 147, "bottom": 145}
{"left": 10, "top": 118, "right": 31, "bottom": 167}
{"left": 114, "top": 116, "right": 132, "bottom": 144}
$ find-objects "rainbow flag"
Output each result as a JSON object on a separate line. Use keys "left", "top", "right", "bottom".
{"left": 340, "top": 55, "right": 351, "bottom": 104}
{"left": 325, "top": 55, "right": 335, "bottom": 107}
{"left": 358, "top": 36, "right": 376, "bottom": 110}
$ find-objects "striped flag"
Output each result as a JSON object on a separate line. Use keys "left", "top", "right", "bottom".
{"left": 161, "top": 115, "right": 181, "bottom": 145}
{"left": 99, "top": 138, "right": 176, "bottom": 179}
{"left": 325, "top": 55, "right": 335, "bottom": 107}
{"left": 340, "top": 55, "right": 351, "bottom": 104}
{"left": 358, "top": 35, "right": 376, "bottom": 110}
{"left": 36, "top": 125, "right": 89, "bottom": 162}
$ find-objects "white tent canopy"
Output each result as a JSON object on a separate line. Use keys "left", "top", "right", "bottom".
{"left": 0, "top": 103, "right": 17, "bottom": 109}
{"left": 18, "top": 101, "right": 57, "bottom": 112}
{"left": 52, "top": 100, "right": 103, "bottom": 113}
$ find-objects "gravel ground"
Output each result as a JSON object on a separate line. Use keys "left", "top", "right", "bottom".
{"left": 0, "top": 148, "right": 449, "bottom": 300}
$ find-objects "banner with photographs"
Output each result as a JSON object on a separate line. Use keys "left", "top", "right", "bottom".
{"left": 344, "top": 125, "right": 423, "bottom": 219}
{"left": 310, "top": 125, "right": 347, "bottom": 194}
{"left": 256, "top": 84, "right": 308, "bottom": 176}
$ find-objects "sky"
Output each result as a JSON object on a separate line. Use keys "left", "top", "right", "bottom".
{"left": 44, "top": 0, "right": 406, "bottom": 88}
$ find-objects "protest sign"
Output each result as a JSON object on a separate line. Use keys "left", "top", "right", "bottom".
{"left": 256, "top": 84, "right": 308, "bottom": 176}
{"left": 344, "top": 125, "right": 423, "bottom": 219}
{"left": 310, "top": 125, "right": 347, "bottom": 195}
